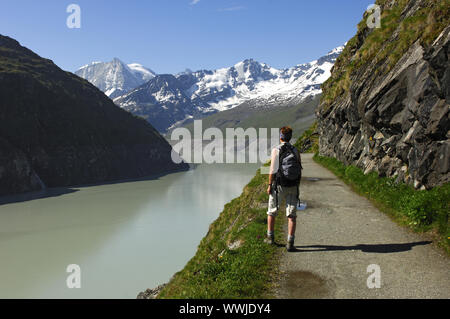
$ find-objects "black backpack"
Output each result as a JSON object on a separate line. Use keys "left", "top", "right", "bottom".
{"left": 277, "top": 143, "right": 302, "bottom": 187}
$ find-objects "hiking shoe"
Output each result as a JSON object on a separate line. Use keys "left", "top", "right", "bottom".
{"left": 286, "top": 241, "right": 296, "bottom": 252}
{"left": 263, "top": 235, "right": 275, "bottom": 245}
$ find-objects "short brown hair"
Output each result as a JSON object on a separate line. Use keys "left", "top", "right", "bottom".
{"left": 280, "top": 126, "right": 293, "bottom": 142}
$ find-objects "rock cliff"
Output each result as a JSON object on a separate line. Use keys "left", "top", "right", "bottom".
{"left": 317, "top": 0, "right": 449, "bottom": 189}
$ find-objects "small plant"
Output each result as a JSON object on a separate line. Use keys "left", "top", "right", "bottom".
{"left": 294, "top": 122, "right": 319, "bottom": 153}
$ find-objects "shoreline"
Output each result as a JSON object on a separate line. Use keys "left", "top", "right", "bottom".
{"left": 0, "top": 164, "right": 191, "bottom": 206}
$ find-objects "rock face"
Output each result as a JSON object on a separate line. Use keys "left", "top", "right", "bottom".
{"left": 317, "top": 1, "right": 449, "bottom": 189}
{"left": 136, "top": 283, "right": 167, "bottom": 299}
{"left": 0, "top": 35, "right": 188, "bottom": 197}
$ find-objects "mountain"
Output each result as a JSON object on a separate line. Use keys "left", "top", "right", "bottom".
{"left": 128, "top": 63, "right": 157, "bottom": 82}
{"left": 317, "top": 0, "right": 449, "bottom": 189}
{"left": 113, "top": 74, "right": 209, "bottom": 132}
{"left": 0, "top": 35, "right": 188, "bottom": 197}
{"left": 75, "top": 58, "right": 156, "bottom": 99}
{"left": 181, "top": 95, "right": 320, "bottom": 136}
{"left": 180, "top": 47, "right": 343, "bottom": 112}
{"left": 113, "top": 47, "right": 343, "bottom": 132}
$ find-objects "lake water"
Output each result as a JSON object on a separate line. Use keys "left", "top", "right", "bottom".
{"left": 0, "top": 163, "right": 260, "bottom": 298}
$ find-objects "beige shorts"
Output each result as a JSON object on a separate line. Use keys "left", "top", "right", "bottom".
{"left": 267, "top": 185, "right": 298, "bottom": 218}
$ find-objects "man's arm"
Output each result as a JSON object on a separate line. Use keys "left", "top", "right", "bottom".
{"left": 296, "top": 148, "right": 302, "bottom": 184}
{"left": 267, "top": 148, "right": 277, "bottom": 194}
{"left": 298, "top": 150, "right": 302, "bottom": 168}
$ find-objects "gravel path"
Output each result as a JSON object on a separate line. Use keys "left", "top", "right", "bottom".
{"left": 274, "top": 154, "right": 450, "bottom": 299}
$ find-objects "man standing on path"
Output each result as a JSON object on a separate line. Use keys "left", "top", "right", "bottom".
{"left": 265, "top": 126, "right": 302, "bottom": 252}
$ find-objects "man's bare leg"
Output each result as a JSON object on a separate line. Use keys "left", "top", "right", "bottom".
{"left": 287, "top": 216, "right": 296, "bottom": 251}
{"left": 288, "top": 216, "right": 296, "bottom": 237}
{"left": 268, "top": 215, "right": 275, "bottom": 233}
{"left": 264, "top": 215, "right": 276, "bottom": 244}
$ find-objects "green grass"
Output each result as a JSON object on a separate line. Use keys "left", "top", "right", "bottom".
{"left": 158, "top": 166, "right": 284, "bottom": 299}
{"left": 313, "top": 154, "right": 450, "bottom": 254}
{"left": 293, "top": 121, "right": 319, "bottom": 153}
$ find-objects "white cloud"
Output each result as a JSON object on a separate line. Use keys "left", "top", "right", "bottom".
{"left": 218, "top": 6, "right": 245, "bottom": 12}
{"left": 190, "top": 0, "right": 201, "bottom": 5}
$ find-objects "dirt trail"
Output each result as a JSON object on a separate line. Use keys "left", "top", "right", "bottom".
{"left": 275, "top": 154, "right": 450, "bottom": 298}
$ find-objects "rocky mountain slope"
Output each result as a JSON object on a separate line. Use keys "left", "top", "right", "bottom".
{"left": 0, "top": 35, "right": 187, "bottom": 197}
{"left": 317, "top": 0, "right": 449, "bottom": 189}
{"left": 75, "top": 58, "right": 156, "bottom": 99}
{"left": 110, "top": 47, "right": 343, "bottom": 132}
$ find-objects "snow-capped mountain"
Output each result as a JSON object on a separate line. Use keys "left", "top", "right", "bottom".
{"left": 113, "top": 46, "right": 343, "bottom": 132}
{"left": 75, "top": 58, "right": 156, "bottom": 99}
{"left": 127, "top": 63, "right": 156, "bottom": 83}
{"left": 115, "top": 74, "right": 209, "bottom": 132}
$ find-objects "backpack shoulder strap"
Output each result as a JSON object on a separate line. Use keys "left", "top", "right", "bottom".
{"left": 278, "top": 143, "right": 290, "bottom": 160}
{"left": 283, "top": 143, "right": 297, "bottom": 158}
{"left": 276, "top": 144, "right": 287, "bottom": 177}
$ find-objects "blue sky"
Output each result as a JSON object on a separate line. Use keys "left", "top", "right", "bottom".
{"left": 0, "top": 0, "right": 373, "bottom": 74}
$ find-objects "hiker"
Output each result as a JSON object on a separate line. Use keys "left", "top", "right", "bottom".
{"left": 265, "top": 126, "right": 302, "bottom": 252}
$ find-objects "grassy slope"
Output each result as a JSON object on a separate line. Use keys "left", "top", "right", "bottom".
{"left": 158, "top": 165, "right": 283, "bottom": 298}
{"left": 321, "top": 0, "right": 450, "bottom": 111}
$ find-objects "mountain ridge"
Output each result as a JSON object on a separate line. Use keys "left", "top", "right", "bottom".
{"left": 106, "top": 46, "right": 344, "bottom": 132}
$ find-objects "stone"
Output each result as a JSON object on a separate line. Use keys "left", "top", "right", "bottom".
{"left": 317, "top": 10, "right": 450, "bottom": 189}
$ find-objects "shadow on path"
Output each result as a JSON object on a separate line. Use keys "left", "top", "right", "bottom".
{"left": 294, "top": 241, "right": 432, "bottom": 253}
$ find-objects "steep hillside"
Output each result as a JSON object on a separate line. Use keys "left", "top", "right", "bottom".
{"left": 317, "top": 0, "right": 449, "bottom": 189}
{"left": 0, "top": 35, "right": 188, "bottom": 196}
